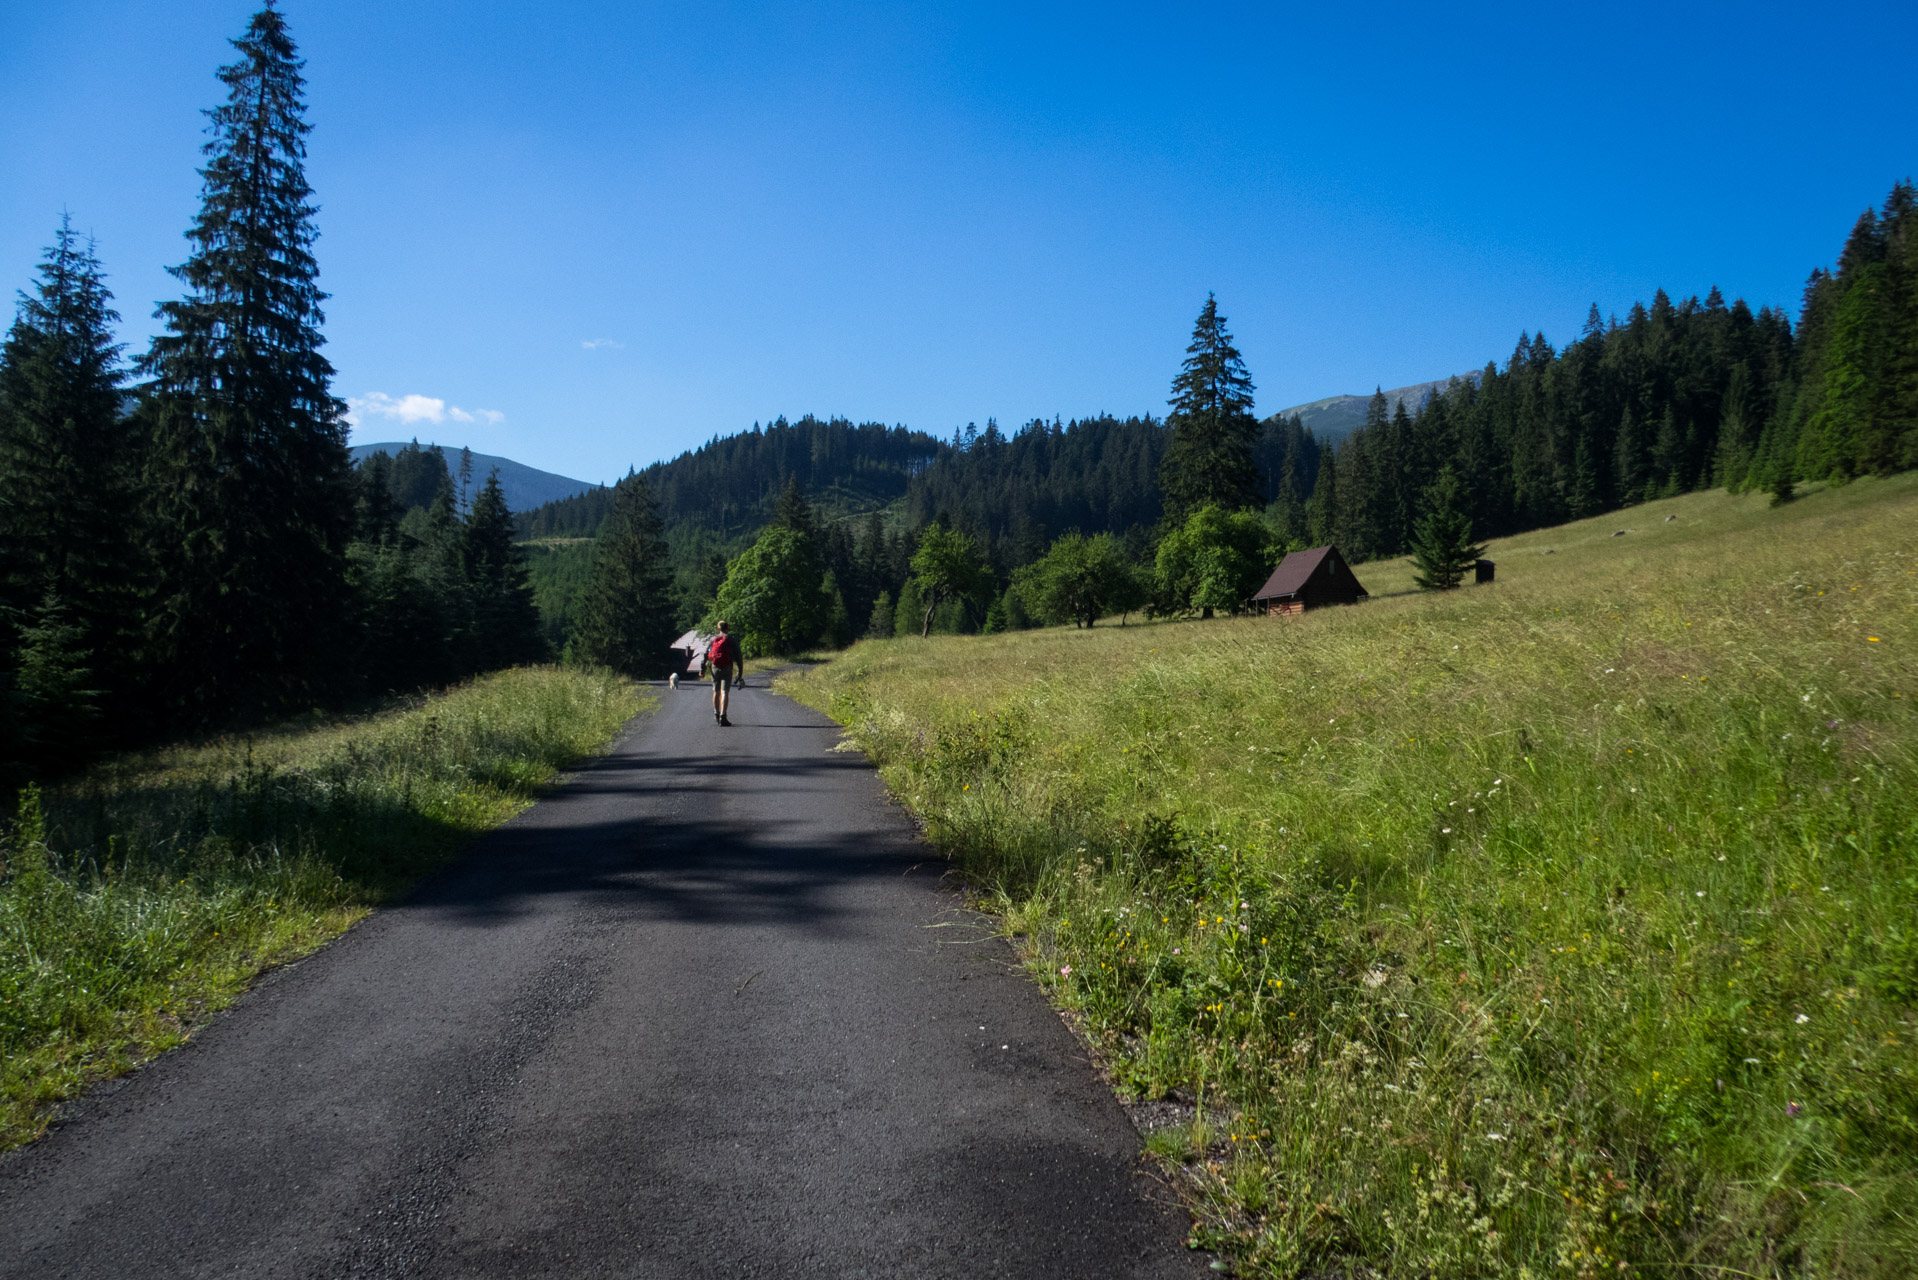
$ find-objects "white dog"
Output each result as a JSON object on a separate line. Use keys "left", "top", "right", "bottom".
{"left": 668, "top": 672, "right": 679, "bottom": 689}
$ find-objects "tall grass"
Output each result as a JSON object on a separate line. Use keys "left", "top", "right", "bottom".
{"left": 0, "top": 665, "right": 643, "bottom": 1148}
{"left": 785, "top": 475, "right": 1918, "bottom": 1278}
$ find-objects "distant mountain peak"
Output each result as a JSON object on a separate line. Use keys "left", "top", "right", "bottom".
{"left": 1269, "top": 372, "right": 1481, "bottom": 442}
{"left": 348, "top": 442, "right": 598, "bottom": 513}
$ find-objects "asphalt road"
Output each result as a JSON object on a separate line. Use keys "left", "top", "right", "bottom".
{"left": 0, "top": 676, "right": 1206, "bottom": 1278}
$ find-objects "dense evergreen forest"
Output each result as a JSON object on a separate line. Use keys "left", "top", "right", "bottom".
{"left": 0, "top": 5, "right": 541, "bottom": 783}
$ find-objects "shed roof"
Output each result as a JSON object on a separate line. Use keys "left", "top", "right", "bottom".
{"left": 671, "top": 629, "right": 710, "bottom": 651}
{"left": 1253, "top": 545, "right": 1369, "bottom": 602}
{"left": 1254, "top": 546, "right": 1331, "bottom": 600}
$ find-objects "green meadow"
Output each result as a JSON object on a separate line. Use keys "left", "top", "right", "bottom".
{"left": 785, "top": 475, "right": 1918, "bottom": 1278}
{"left": 0, "top": 666, "right": 643, "bottom": 1149}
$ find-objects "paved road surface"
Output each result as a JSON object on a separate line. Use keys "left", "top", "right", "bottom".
{"left": 0, "top": 677, "right": 1205, "bottom": 1278}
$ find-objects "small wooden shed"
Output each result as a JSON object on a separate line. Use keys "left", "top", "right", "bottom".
{"left": 1252, "top": 545, "right": 1370, "bottom": 616}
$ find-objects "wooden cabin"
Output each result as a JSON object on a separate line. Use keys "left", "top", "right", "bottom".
{"left": 670, "top": 629, "right": 711, "bottom": 677}
{"left": 1251, "top": 545, "right": 1369, "bottom": 616}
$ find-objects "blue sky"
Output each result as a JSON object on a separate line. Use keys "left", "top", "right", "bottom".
{"left": 4, "top": 1, "right": 1914, "bottom": 485}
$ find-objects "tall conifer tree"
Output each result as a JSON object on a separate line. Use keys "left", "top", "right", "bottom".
{"left": 0, "top": 216, "right": 135, "bottom": 681}
{"left": 138, "top": 1, "right": 352, "bottom": 724}
{"left": 463, "top": 470, "right": 544, "bottom": 670}
{"left": 574, "top": 473, "right": 675, "bottom": 675}
{"left": 1159, "top": 294, "right": 1262, "bottom": 518}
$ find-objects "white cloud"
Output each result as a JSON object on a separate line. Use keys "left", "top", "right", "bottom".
{"left": 581, "top": 338, "right": 624, "bottom": 350}
{"left": 347, "top": 392, "right": 504, "bottom": 429}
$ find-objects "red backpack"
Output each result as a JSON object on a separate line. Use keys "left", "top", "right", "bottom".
{"left": 706, "top": 633, "right": 737, "bottom": 670}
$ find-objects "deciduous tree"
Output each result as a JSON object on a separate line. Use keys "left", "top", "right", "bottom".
{"left": 1152, "top": 505, "right": 1274, "bottom": 619}
{"left": 907, "top": 523, "right": 992, "bottom": 637}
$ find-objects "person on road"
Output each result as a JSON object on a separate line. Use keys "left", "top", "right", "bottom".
{"left": 707, "top": 621, "right": 742, "bottom": 726}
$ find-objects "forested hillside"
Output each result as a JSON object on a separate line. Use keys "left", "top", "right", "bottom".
{"left": 516, "top": 415, "right": 940, "bottom": 542}
{"left": 518, "top": 181, "right": 1913, "bottom": 657}
{"left": 0, "top": 7, "right": 543, "bottom": 783}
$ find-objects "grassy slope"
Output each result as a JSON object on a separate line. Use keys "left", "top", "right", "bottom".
{"left": 0, "top": 666, "right": 644, "bottom": 1149}
{"left": 784, "top": 477, "right": 1918, "bottom": 1278}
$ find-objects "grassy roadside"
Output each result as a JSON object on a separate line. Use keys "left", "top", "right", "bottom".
{"left": 0, "top": 665, "right": 645, "bottom": 1149}
{"left": 783, "top": 476, "right": 1918, "bottom": 1278}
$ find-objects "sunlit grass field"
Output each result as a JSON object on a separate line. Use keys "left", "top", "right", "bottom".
{"left": 0, "top": 666, "right": 644, "bottom": 1149}
{"left": 785, "top": 476, "right": 1918, "bottom": 1278}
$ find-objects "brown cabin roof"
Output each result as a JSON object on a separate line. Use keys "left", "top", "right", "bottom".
{"left": 1252, "top": 545, "right": 1369, "bottom": 602}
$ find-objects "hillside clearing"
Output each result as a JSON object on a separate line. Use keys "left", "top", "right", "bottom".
{"left": 784, "top": 475, "right": 1918, "bottom": 1278}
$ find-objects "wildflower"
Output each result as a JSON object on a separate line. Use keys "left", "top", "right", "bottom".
{"left": 1787, "top": 1102, "right": 1803, "bottom": 1116}
{"left": 1795, "top": 1013, "right": 1810, "bottom": 1024}
{"left": 1059, "top": 965, "right": 1072, "bottom": 976}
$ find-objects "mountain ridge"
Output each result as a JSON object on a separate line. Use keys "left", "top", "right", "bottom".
{"left": 348, "top": 441, "right": 599, "bottom": 513}
{"left": 1269, "top": 372, "right": 1480, "bottom": 441}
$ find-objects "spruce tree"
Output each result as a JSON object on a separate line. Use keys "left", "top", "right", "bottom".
{"left": 138, "top": 1, "right": 353, "bottom": 724}
{"left": 772, "top": 474, "right": 816, "bottom": 539}
{"left": 866, "top": 590, "right": 894, "bottom": 640}
{"left": 1158, "top": 294, "right": 1263, "bottom": 518}
{"left": 0, "top": 217, "right": 137, "bottom": 710}
{"left": 463, "top": 470, "right": 544, "bottom": 669}
{"left": 574, "top": 473, "right": 675, "bottom": 675}
{"left": 12, "top": 590, "right": 102, "bottom": 771}
{"left": 1411, "top": 467, "right": 1485, "bottom": 590}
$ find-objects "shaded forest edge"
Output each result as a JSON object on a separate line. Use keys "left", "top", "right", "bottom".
{"left": 782, "top": 473, "right": 1918, "bottom": 1278}
{"left": 0, "top": 666, "right": 643, "bottom": 1150}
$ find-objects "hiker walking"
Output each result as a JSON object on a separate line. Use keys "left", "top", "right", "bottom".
{"left": 707, "top": 621, "right": 742, "bottom": 726}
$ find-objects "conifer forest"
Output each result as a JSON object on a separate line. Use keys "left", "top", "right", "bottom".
{"left": 3, "top": 1, "right": 1915, "bottom": 784}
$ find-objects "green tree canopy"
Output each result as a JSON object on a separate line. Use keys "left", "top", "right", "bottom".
{"left": 1011, "top": 532, "right": 1142, "bottom": 628}
{"left": 1152, "top": 504, "right": 1275, "bottom": 619}
{"left": 907, "top": 522, "right": 992, "bottom": 638}
{"left": 1158, "top": 294, "right": 1263, "bottom": 519}
{"left": 713, "top": 524, "right": 831, "bottom": 656}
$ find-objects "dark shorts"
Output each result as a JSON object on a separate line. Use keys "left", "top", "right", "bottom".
{"left": 712, "top": 670, "right": 733, "bottom": 692}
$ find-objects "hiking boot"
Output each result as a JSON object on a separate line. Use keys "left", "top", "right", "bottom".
{"left": 720, "top": 715, "right": 733, "bottom": 727}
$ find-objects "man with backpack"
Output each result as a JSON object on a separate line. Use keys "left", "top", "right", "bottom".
{"left": 707, "top": 622, "right": 742, "bottom": 726}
